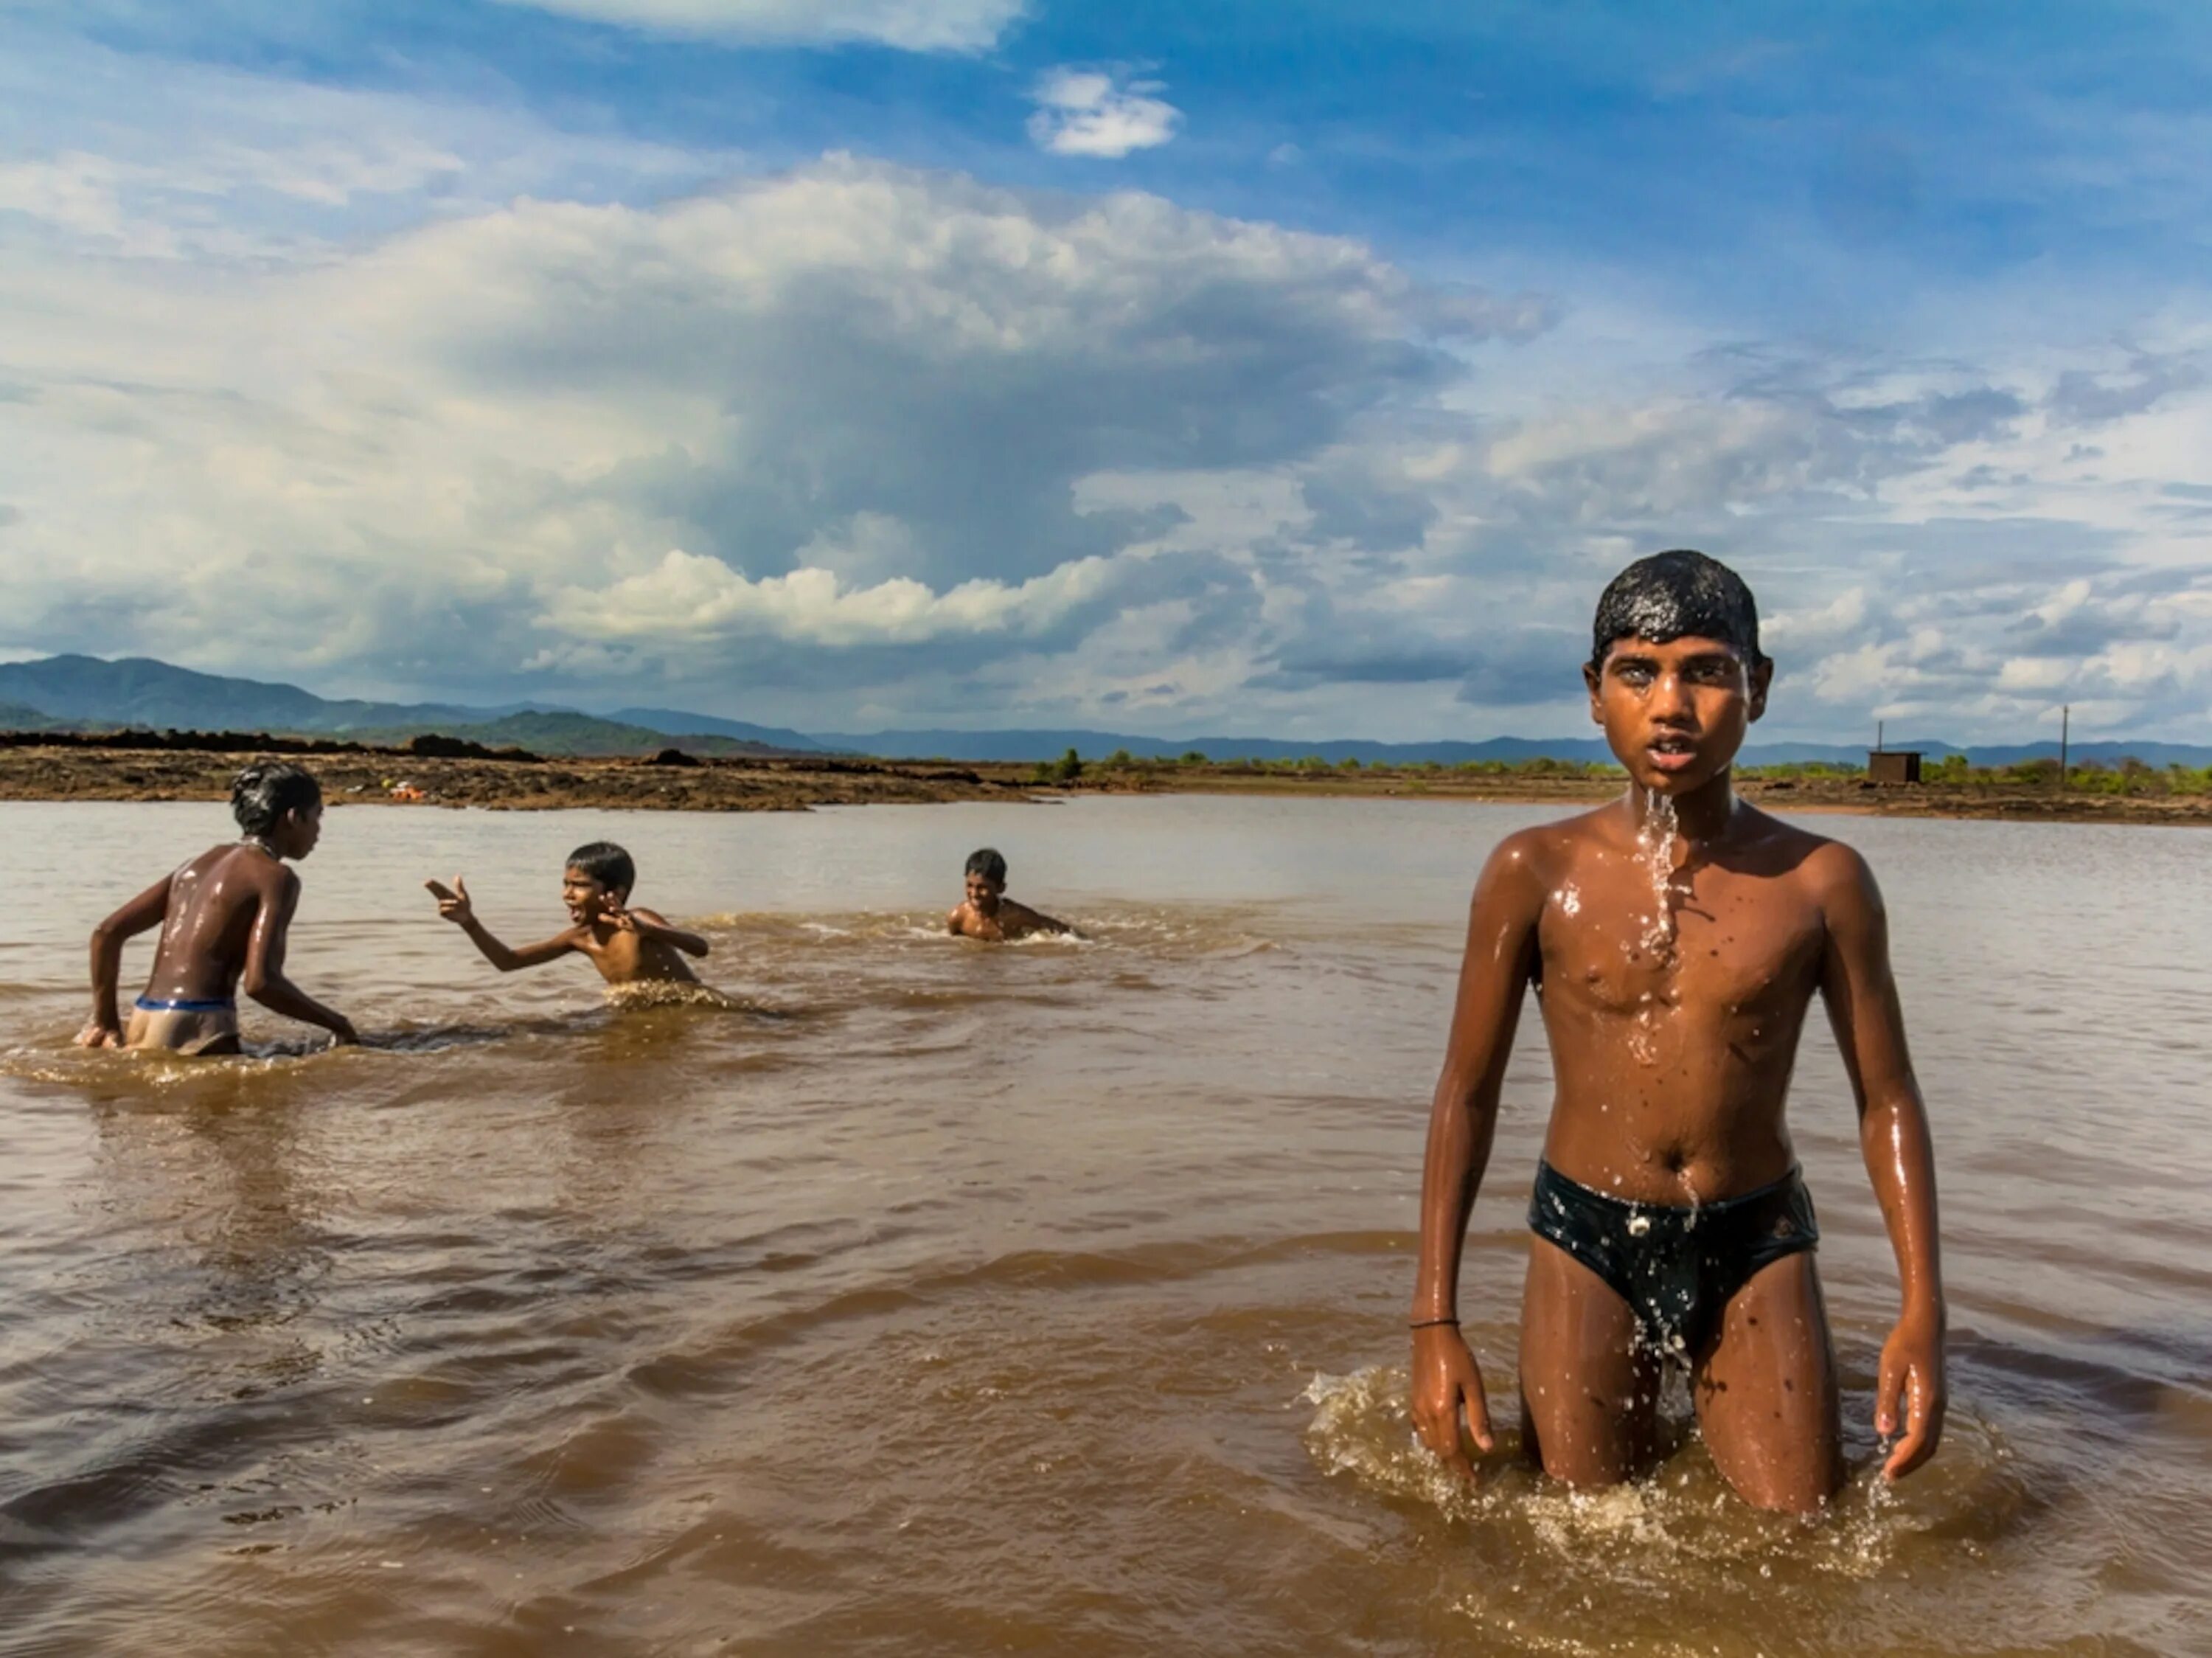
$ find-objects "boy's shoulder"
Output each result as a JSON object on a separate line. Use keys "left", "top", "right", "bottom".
{"left": 1728, "top": 802, "right": 1881, "bottom": 907}
{"left": 1471, "top": 808, "right": 1612, "bottom": 912}
{"left": 1484, "top": 802, "right": 1623, "bottom": 875}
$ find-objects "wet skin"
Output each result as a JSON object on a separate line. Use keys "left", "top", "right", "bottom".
{"left": 426, "top": 867, "right": 707, "bottom": 985}
{"left": 77, "top": 802, "right": 356, "bottom": 1052}
{"left": 1409, "top": 634, "right": 1946, "bottom": 1513}
{"left": 947, "top": 873, "right": 1071, "bottom": 942}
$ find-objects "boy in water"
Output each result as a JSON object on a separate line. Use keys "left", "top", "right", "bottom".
{"left": 1409, "top": 550, "right": 1944, "bottom": 1514}
{"left": 77, "top": 760, "right": 357, "bottom": 1055}
{"left": 947, "top": 847, "right": 1072, "bottom": 941}
{"left": 426, "top": 841, "right": 708, "bottom": 985}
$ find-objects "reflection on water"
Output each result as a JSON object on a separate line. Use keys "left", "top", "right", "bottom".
{"left": 1, "top": 797, "right": 2208, "bottom": 1657}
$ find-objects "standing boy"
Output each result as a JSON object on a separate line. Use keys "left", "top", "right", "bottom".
{"left": 1408, "top": 550, "right": 1944, "bottom": 1513}
{"left": 426, "top": 840, "right": 708, "bottom": 985}
{"left": 78, "top": 760, "right": 357, "bottom": 1055}
{"left": 947, "top": 847, "right": 1072, "bottom": 942}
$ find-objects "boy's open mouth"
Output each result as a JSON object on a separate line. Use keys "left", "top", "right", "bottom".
{"left": 1646, "top": 732, "right": 1700, "bottom": 772}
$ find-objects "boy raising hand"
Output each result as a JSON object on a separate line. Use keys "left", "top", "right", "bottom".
{"left": 427, "top": 841, "right": 708, "bottom": 987}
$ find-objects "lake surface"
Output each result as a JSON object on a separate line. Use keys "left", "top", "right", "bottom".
{"left": 1, "top": 795, "right": 2207, "bottom": 1657}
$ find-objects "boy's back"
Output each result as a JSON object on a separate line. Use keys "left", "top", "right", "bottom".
{"left": 139, "top": 842, "right": 297, "bottom": 1007}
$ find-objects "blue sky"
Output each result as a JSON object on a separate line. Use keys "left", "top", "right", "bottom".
{"left": 1, "top": 1, "right": 2208, "bottom": 740}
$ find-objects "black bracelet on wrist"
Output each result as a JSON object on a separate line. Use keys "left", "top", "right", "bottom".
{"left": 1408, "top": 1317, "right": 1459, "bottom": 1330}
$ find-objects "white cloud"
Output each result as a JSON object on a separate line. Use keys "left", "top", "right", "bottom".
{"left": 0, "top": 156, "right": 1533, "bottom": 720}
{"left": 542, "top": 547, "right": 1115, "bottom": 648}
{"left": 0, "top": 42, "right": 726, "bottom": 266}
{"left": 3, "top": 38, "right": 2209, "bottom": 740}
{"left": 1027, "top": 69, "right": 1182, "bottom": 159}
{"left": 488, "top": 0, "right": 1024, "bottom": 51}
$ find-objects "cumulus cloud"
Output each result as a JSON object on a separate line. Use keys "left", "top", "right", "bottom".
{"left": 0, "top": 155, "right": 1551, "bottom": 720}
{"left": 1027, "top": 69, "right": 1182, "bottom": 159}
{"left": 487, "top": 0, "right": 1024, "bottom": 51}
{"left": 541, "top": 547, "right": 1115, "bottom": 648}
{"left": 3, "top": 36, "right": 2210, "bottom": 740}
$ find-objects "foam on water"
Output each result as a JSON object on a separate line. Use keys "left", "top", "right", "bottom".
{"left": 1301, "top": 1364, "right": 2025, "bottom": 1585}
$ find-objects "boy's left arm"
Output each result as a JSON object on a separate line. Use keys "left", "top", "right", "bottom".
{"left": 617, "top": 906, "right": 710, "bottom": 958}
{"left": 1815, "top": 843, "right": 1946, "bottom": 1481}
{"left": 80, "top": 873, "right": 175, "bottom": 1046}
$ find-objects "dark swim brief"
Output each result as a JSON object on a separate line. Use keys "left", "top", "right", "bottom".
{"left": 1527, "top": 1160, "right": 1819, "bottom": 1360}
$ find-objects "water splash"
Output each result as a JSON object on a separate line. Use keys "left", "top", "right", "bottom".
{"left": 1633, "top": 791, "right": 1683, "bottom": 960}
{"left": 1302, "top": 1364, "right": 2023, "bottom": 1584}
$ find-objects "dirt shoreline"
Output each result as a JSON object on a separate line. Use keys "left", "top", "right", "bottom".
{"left": 0, "top": 746, "right": 1034, "bottom": 813}
{"left": 0, "top": 745, "right": 2205, "bottom": 827}
{"left": 1127, "top": 767, "right": 2212, "bottom": 826}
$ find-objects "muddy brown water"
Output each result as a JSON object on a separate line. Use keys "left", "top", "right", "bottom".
{"left": 1, "top": 797, "right": 2206, "bottom": 1657}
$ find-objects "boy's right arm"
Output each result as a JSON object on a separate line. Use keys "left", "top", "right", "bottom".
{"left": 426, "top": 877, "right": 577, "bottom": 971}
{"left": 243, "top": 871, "right": 356, "bottom": 1044}
{"left": 1408, "top": 831, "right": 1545, "bottom": 1480}
{"left": 80, "top": 874, "right": 175, "bottom": 1046}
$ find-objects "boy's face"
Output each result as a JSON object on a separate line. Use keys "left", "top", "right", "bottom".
{"left": 964, "top": 871, "right": 1004, "bottom": 914}
{"left": 563, "top": 866, "right": 624, "bottom": 923}
{"left": 274, "top": 801, "right": 324, "bottom": 859}
{"left": 1584, "top": 635, "right": 1770, "bottom": 794}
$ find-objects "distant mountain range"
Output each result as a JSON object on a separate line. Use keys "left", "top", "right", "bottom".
{"left": 0, "top": 653, "right": 2206, "bottom": 769}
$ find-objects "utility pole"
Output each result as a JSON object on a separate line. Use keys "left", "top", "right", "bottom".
{"left": 2059, "top": 704, "right": 2070, "bottom": 791}
{"left": 1876, "top": 719, "right": 1884, "bottom": 754}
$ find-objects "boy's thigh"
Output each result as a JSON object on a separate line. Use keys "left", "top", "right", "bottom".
{"left": 1518, "top": 1238, "right": 1660, "bottom": 1485}
{"left": 1692, "top": 1252, "right": 1844, "bottom": 1513}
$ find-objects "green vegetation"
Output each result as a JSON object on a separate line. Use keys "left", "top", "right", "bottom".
{"left": 1736, "top": 753, "right": 2212, "bottom": 797}
{"left": 1054, "top": 746, "right": 1084, "bottom": 783}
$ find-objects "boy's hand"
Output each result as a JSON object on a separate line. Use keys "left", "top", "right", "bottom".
{"left": 425, "top": 876, "right": 474, "bottom": 925}
{"left": 1410, "top": 1323, "right": 1494, "bottom": 1480}
{"left": 327, "top": 1016, "right": 360, "bottom": 1047}
{"left": 602, "top": 902, "right": 639, "bottom": 934}
{"left": 75, "top": 1019, "right": 123, "bottom": 1049}
{"left": 1875, "top": 1305, "right": 1947, "bottom": 1480}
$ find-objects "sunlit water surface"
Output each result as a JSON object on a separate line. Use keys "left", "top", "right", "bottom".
{"left": 1, "top": 797, "right": 2206, "bottom": 1657}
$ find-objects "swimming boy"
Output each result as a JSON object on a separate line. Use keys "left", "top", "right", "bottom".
{"left": 1408, "top": 550, "right": 1944, "bottom": 1514}
{"left": 947, "top": 847, "right": 1072, "bottom": 941}
{"left": 77, "top": 760, "right": 358, "bottom": 1055}
{"left": 426, "top": 841, "right": 708, "bottom": 985}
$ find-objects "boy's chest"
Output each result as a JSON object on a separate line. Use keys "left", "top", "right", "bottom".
{"left": 577, "top": 929, "right": 647, "bottom": 974}
{"left": 1540, "top": 859, "right": 1826, "bottom": 1015}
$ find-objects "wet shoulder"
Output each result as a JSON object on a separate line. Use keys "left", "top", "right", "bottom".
{"left": 1479, "top": 810, "right": 1604, "bottom": 902}
{"left": 1739, "top": 805, "right": 1877, "bottom": 904}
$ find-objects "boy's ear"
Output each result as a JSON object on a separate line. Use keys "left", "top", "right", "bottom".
{"left": 1747, "top": 656, "right": 1774, "bottom": 723}
{"left": 1582, "top": 659, "right": 1605, "bottom": 725}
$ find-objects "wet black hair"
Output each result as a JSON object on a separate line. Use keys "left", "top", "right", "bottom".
{"left": 565, "top": 841, "right": 636, "bottom": 895}
{"left": 965, "top": 847, "right": 1008, "bottom": 884}
{"left": 1590, "top": 549, "right": 1765, "bottom": 671}
{"left": 231, "top": 760, "right": 322, "bottom": 838}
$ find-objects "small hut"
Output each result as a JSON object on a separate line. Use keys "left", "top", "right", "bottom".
{"left": 1866, "top": 749, "right": 1923, "bottom": 785}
